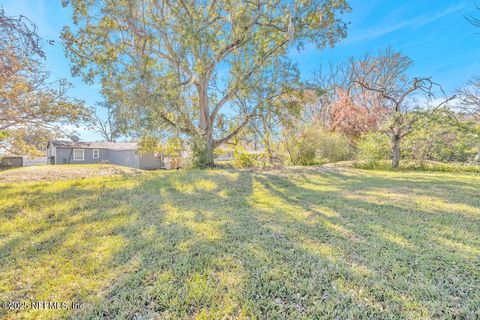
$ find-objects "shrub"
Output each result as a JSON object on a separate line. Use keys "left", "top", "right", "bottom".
{"left": 404, "top": 126, "right": 478, "bottom": 164}
{"left": 401, "top": 111, "right": 480, "bottom": 164}
{"left": 316, "top": 131, "right": 351, "bottom": 163}
{"left": 281, "top": 125, "right": 352, "bottom": 166}
{"left": 281, "top": 126, "right": 319, "bottom": 166}
{"left": 356, "top": 132, "right": 390, "bottom": 164}
{"left": 191, "top": 139, "right": 214, "bottom": 169}
{"left": 163, "top": 137, "right": 183, "bottom": 157}
{"left": 233, "top": 145, "right": 259, "bottom": 168}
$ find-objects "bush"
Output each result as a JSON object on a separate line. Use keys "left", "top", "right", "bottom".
{"left": 404, "top": 124, "right": 478, "bottom": 164}
{"left": 281, "top": 126, "right": 318, "bottom": 166}
{"left": 316, "top": 131, "right": 351, "bottom": 163}
{"left": 281, "top": 125, "right": 351, "bottom": 166}
{"left": 356, "top": 132, "right": 390, "bottom": 164}
{"left": 400, "top": 111, "right": 480, "bottom": 164}
{"left": 233, "top": 145, "right": 259, "bottom": 168}
{"left": 191, "top": 139, "right": 214, "bottom": 169}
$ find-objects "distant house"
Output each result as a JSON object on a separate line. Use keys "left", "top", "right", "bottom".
{"left": 46, "top": 140, "right": 164, "bottom": 170}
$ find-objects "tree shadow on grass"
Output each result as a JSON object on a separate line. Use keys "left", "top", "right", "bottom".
{"left": 250, "top": 170, "right": 480, "bottom": 318}
{"left": 0, "top": 169, "right": 479, "bottom": 319}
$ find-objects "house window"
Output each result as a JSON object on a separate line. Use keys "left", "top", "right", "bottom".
{"left": 73, "top": 149, "right": 84, "bottom": 161}
{"left": 93, "top": 149, "right": 99, "bottom": 159}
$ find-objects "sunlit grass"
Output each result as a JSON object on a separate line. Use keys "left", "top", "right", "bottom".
{"left": 0, "top": 167, "right": 479, "bottom": 319}
{"left": 352, "top": 160, "right": 480, "bottom": 173}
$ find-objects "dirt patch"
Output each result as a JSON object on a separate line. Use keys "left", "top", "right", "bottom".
{"left": 0, "top": 165, "right": 144, "bottom": 183}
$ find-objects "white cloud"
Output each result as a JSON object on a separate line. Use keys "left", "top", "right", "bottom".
{"left": 345, "top": 3, "right": 467, "bottom": 44}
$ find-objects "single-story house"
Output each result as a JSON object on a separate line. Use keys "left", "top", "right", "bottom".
{"left": 47, "top": 140, "right": 164, "bottom": 170}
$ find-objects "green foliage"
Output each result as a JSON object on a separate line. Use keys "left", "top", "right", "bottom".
{"left": 282, "top": 126, "right": 319, "bottom": 166}
{"left": 316, "top": 131, "right": 351, "bottom": 163}
{"left": 163, "top": 137, "right": 183, "bottom": 157}
{"left": 409, "top": 162, "right": 480, "bottom": 173}
{"left": 213, "top": 147, "right": 230, "bottom": 159}
{"left": 282, "top": 125, "right": 352, "bottom": 166}
{"left": 62, "top": 0, "right": 350, "bottom": 166}
{"left": 233, "top": 146, "right": 259, "bottom": 168}
{"left": 354, "top": 112, "right": 480, "bottom": 168}
{"left": 356, "top": 132, "right": 391, "bottom": 164}
{"left": 138, "top": 135, "right": 184, "bottom": 158}
{"left": 403, "top": 112, "right": 479, "bottom": 164}
{"left": 137, "top": 135, "right": 162, "bottom": 155}
{"left": 191, "top": 139, "right": 214, "bottom": 169}
{"left": 1, "top": 128, "right": 55, "bottom": 157}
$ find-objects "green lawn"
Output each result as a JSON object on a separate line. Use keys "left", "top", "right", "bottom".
{"left": 1, "top": 167, "right": 479, "bottom": 319}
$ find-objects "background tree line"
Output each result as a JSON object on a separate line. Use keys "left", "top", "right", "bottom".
{"left": 1, "top": 1, "right": 479, "bottom": 170}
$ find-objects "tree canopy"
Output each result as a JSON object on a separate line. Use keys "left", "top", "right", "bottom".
{"left": 0, "top": 9, "right": 87, "bottom": 155}
{"left": 62, "top": 0, "right": 350, "bottom": 166}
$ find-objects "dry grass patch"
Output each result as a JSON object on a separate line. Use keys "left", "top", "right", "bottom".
{"left": 0, "top": 164, "right": 143, "bottom": 182}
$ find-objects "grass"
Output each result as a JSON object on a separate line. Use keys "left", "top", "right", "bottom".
{"left": 0, "top": 164, "right": 141, "bottom": 182}
{"left": 352, "top": 160, "right": 480, "bottom": 173}
{"left": 0, "top": 166, "right": 479, "bottom": 319}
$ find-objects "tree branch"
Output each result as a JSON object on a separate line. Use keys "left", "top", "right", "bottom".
{"left": 213, "top": 113, "right": 254, "bottom": 147}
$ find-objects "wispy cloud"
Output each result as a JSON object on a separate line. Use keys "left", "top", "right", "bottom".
{"left": 345, "top": 3, "right": 467, "bottom": 44}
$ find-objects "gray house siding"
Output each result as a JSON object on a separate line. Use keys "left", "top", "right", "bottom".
{"left": 107, "top": 150, "right": 140, "bottom": 168}
{"left": 55, "top": 147, "right": 109, "bottom": 164}
{"left": 49, "top": 145, "right": 163, "bottom": 169}
{"left": 139, "top": 154, "right": 164, "bottom": 170}
{"left": 55, "top": 148, "right": 72, "bottom": 164}
{"left": 47, "top": 144, "right": 55, "bottom": 164}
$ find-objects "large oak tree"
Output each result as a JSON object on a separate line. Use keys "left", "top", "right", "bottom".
{"left": 62, "top": 0, "right": 350, "bottom": 166}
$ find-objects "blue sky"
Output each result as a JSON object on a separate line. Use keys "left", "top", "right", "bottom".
{"left": 2, "top": 0, "right": 480, "bottom": 140}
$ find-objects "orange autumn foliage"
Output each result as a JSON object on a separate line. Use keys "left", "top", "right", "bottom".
{"left": 330, "top": 89, "right": 387, "bottom": 141}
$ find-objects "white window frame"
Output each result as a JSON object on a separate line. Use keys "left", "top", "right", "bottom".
{"left": 93, "top": 149, "right": 99, "bottom": 159}
{"left": 73, "top": 149, "right": 84, "bottom": 161}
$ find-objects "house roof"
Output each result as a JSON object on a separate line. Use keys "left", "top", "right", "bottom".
{"left": 48, "top": 140, "right": 138, "bottom": 151}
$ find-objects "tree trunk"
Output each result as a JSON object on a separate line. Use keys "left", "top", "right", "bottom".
{"left": 264, "top": 131, "right": 274, "bottom": 165}
{"left": 264, "top": 142, "right": 273, "bottom": 165}
{"left": 391, "top": 135, "right": 401, "bottom": 169}
{"left": 198, "top": 80, "right": 209, "bottom": 132}
{"left": 195, "top": 79, "right": 216, "bottom": 167}
{"left": 192, "top": 133, "right": 215, "bottom": 168}
{"left": 205, "top": 132, "right": 215, "bottom": 167}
